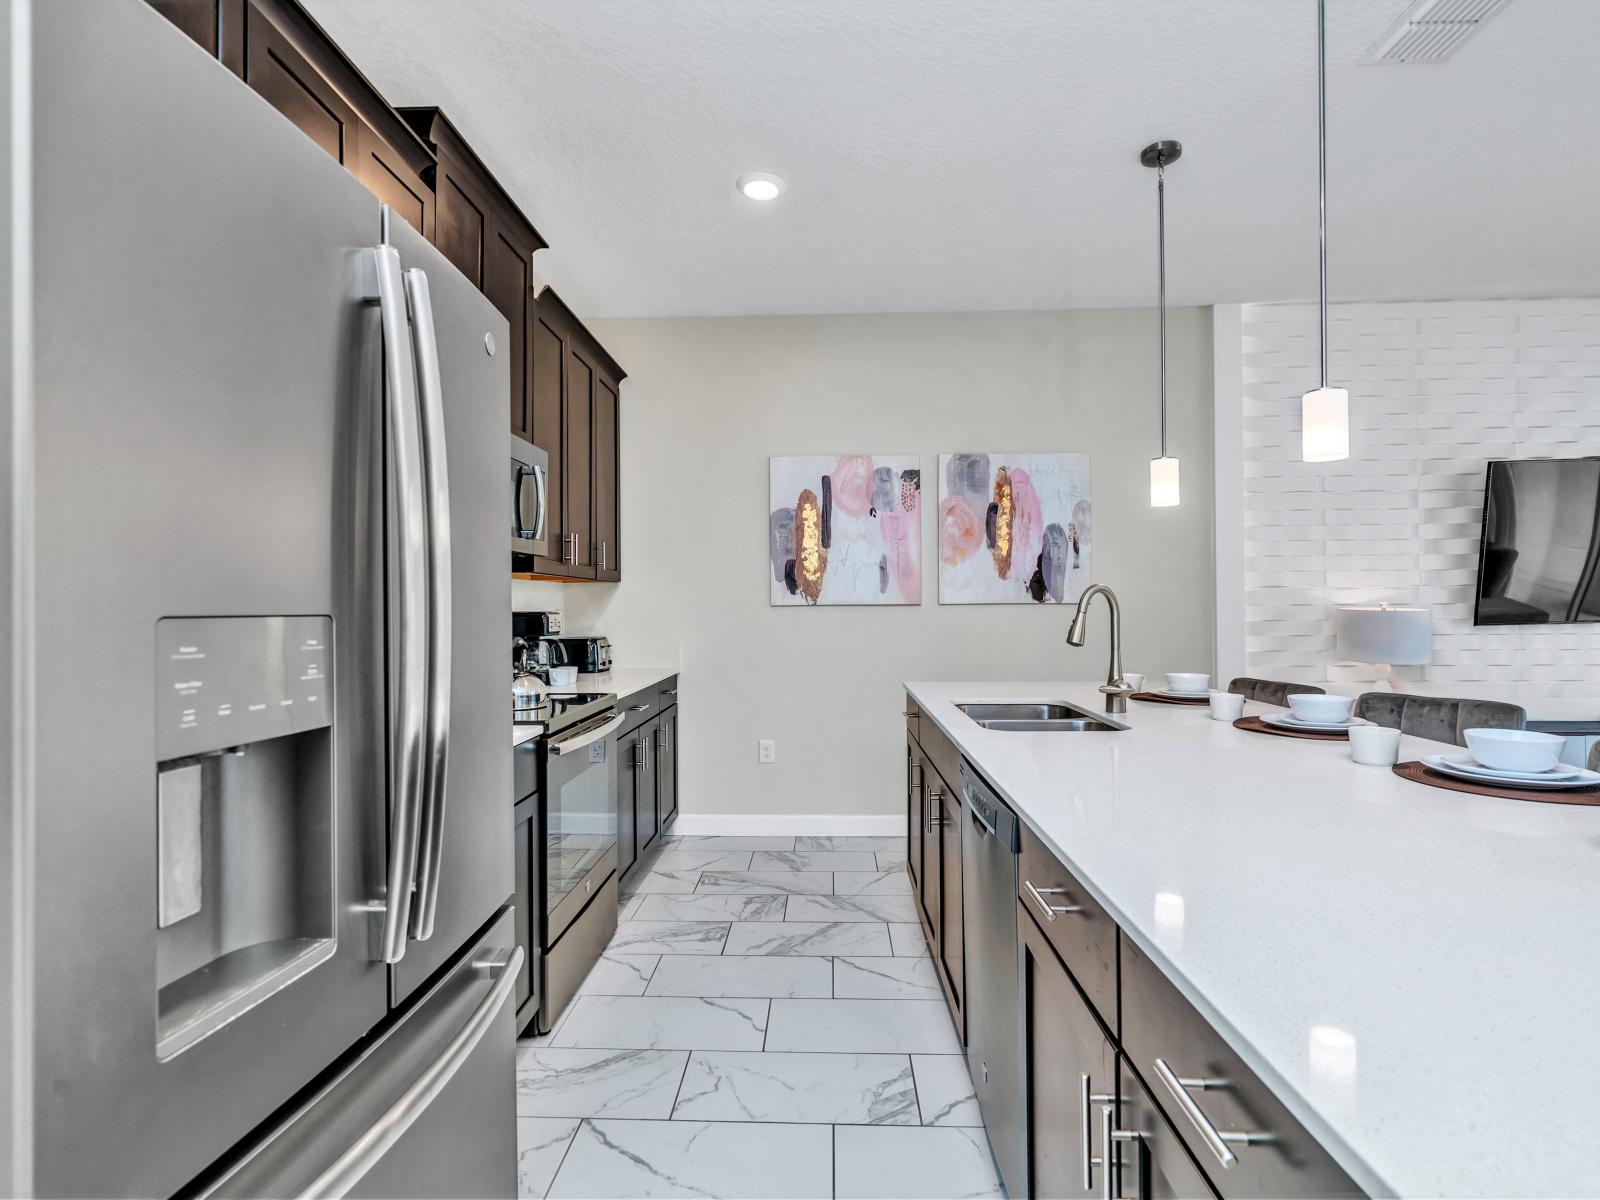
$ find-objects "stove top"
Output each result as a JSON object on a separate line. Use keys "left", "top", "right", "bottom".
{"left": 513, "top": 689, "right": 617, "bottom": 737}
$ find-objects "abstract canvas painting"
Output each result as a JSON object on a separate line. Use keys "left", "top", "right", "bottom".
{"left": 769, "top": 455, "right": 922, "bottom": 605}
{"left": 938, "top": 452, "right": 1091, "bottom": 604}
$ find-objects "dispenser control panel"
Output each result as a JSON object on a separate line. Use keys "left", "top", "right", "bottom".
{"left": 155, "top": 615, "right": 333, "bottom": 760}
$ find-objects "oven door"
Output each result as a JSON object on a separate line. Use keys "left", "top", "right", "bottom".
{"left": 510, "top": 434, "right": 549, "bottom": 558}
{"left": 543, "top": 711, "right": 624, "bottom": 944}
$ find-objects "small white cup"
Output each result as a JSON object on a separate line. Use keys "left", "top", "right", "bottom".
{"left": 549, "top": 665, "right": 579, "bottom": 687}
{"left": 1349, "top": 725, "right": 1402, "bottom": 767}
{"left": 1123, "top": 672, "right": 1145, "bottom": 693}
{"left": 1166, "top": 672, "right": 1210, "bottom": 695}
{"left": 1208, "top": 690, "right": 1244, "bottom": 722}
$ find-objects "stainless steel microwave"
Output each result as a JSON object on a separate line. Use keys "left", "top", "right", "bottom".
{"left": 511, "top": 433, "right": 549, "bottom": 558}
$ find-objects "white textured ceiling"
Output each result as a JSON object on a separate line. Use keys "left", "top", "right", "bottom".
{"left": 305, "top": 0, "right": 1600, "bottom": 318}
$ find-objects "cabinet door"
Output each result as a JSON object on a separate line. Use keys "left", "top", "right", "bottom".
{"left": 938, "top": 783, "right": 964, "bottom": 1035}
{"left": 906, "top": 734, "right": 922, "bottom": 891}
{"left": 354, "top": 137, "right": 431, "bottom": 240}
{"left": 911, "top": 745, "right": 939, "bottom": 941}
{"left": 563, "top": 346, "right": 596, "bottom": 578}
{"left": 635, "top": 717, "right": 660, "bottom": 858}
{"left": 1118, "top": 1057, "right": 1218, "bottom": 1200}
{"left": 530, "top": 307, "right": 568, "bottom": 575}
{"left": 617, "top": 727, "right": 639, "bottom": 880}
{"left": 658, "top": 710, "right": 678, "bottom": 829}
{"left": 593, "top": 376, "right": 620, "bottom": 580}
{"left": 432, "top": 156, "right": 489, "bottom": 290}
{"left": 483, "top": 224, "right": 534, "bottom": 439}
{"left": 242, "top": 1, "right": 358, "bottom": 165}
{"left": 512, "top": 797, "right": 536, "bottom": 1026}
{"left": 1020, "top": 902, "right": 1118, "bottom": 1200}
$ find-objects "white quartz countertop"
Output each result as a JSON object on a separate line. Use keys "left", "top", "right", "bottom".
{"left": 509, "top": 666, "right": 678, "bottom": 746}
{"left": 905, "top": 681, "right": 1600, "bottom": 1199}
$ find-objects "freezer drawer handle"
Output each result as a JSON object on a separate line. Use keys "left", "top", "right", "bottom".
{"left": 1152, "top": 1057, "right": 1272, "bottom": 1169}
{"left": 367, "top": 237, "right": 428, "bottom": 965}
{"left": 302, "top": 945, "right": 524, "bottom": 1199}
{"left": 405, "top": 266, "right": 452, "bottom": 944}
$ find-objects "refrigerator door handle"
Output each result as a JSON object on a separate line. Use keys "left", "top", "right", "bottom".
{"left": 369, "top": 240, "right": 429, "bottom": 964}
{"left": 301, "top": 945, "right": 524, "bottom": 1199}
{"left": 404, "top": 266, "right": 452, "bottom": 943}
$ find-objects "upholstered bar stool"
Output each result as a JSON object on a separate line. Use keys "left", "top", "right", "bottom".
{"left": 1228, "top": 677, "right": 1326, "bottom": 707}
{"left": 1352, "top": 692, "right": 1526, "bottom": 748}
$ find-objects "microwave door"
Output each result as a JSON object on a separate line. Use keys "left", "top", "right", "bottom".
{"left": 511, "top": 435, "right": 550, "bottom": 558}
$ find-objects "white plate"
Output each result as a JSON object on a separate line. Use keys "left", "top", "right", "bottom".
{"left": 1262, "top": 713, "right": 1369, "bottom": 733}
{"left": 1151, "top": 688, "right": 1209, "bottom": 700}
{"left": 1427, "top": 753, "right": 1585, "bottom": 784}
{"left": 1421, "top": 754, "right": 1600, "bottom": 791}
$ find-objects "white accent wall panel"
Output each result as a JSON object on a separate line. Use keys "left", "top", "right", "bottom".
{"left": 1240, "top": 298, "right": 1600, "bottom": 695}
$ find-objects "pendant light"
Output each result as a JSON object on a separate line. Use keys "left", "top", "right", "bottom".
{"left": 1302, "top": 0, "right": 1350, "bottom": 462}
{"left": 1142, "top": 139, "right": 1182, "bottom": 507}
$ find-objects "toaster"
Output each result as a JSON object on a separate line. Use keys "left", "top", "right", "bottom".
{"left": 544, "top": 636, "right": 611, "bottom": 675}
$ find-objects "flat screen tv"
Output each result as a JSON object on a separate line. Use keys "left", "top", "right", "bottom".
{"left": 1475, "top": 456, "right": 1600, "bottom": 626}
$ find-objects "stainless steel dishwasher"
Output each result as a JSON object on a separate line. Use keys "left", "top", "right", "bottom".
{"left": 960, "top": 761, "right": 1026, "bottom": 1199}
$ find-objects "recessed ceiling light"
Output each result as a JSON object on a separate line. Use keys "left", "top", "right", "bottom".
{"left": 737, "top": 173, "right": 785, "bottom": 202}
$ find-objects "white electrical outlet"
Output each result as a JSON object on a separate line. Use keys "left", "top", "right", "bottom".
{"left": 758, "top": 739, "right": 776, "bottom": 764}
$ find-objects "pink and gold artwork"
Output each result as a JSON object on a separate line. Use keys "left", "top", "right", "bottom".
{"left": 938, "top": 452, "right": 1091, "bottom": 604}
{"left": 770, "top": 455, "right": 922, "bottom": 606}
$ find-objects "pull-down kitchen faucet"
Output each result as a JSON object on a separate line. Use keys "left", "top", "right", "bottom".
{"left": 1066, "top": 584, "right": 1133, "bottom": 714}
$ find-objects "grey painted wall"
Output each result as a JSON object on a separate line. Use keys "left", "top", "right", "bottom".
{"left": 569, "top": 308, "right": 1215, "bottom": 822}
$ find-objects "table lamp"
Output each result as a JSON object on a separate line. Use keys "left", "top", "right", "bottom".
{"left": 1335, "top": 605, "right": 1433, "bottom": 689}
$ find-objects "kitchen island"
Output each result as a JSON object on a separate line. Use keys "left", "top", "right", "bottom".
{"left": 905, "top": 680, "right": 1600, "bottom": 1199}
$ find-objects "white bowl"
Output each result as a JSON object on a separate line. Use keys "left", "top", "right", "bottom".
{"left": 1165, "top": 672, "right": 1209, "bottom": 695}
{"left": 1464, "top": 728, "right": 1564, "bottom": 775}
{"left": 1286, "top": 693, "right": 1354, "bottom": 724}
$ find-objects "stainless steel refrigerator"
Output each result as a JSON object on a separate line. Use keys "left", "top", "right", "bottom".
{"left": 6, "top": 1, "right": 518, "bottom": 1194}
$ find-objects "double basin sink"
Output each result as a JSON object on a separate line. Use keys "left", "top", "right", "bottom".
{"left": 956, "top": 701, "right": 1126, "bottom": 733}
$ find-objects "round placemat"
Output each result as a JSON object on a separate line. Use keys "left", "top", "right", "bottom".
{"left": 1232, "top": 714, "right": 1347, "bottom": 740}
{"left": 1131, "top": 691, "right": 1208, "bottom": 706}
{"left": 1393, "top": 760, "right": 1600, "bottom": 807}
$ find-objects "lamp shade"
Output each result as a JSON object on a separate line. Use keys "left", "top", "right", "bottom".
{"left": 1302, "top": 386, "right": 1349, "bottom": 462}
{"left": 1335, "top": 606, "right": 1433, "bottom": 666}
{"left": 1150, "top": 456, "right": 1180, "bottom": 507}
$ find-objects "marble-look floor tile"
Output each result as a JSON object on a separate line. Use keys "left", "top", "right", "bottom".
{"left": 605, "top": 922, "right": 730, "bottom": 956}
{"left": 833, "top": 869, "right": 913, "bottom": 896}
{"left": 695, "top": 871, "right": 833, "bottom": 895}
{"left": 646, "top": 955, "right": 832, "bottom": 998}
{"left": 750, "top": 850, "right": 879, "bottom": 872}
{"left": 888, "top": 922, "right": 931, "bottom": 956}
{"left": 578, "top": 952, "right": 660, "bottom": 996}
{"left": 912, "top": 1055, "right": 982, "bottom": 1126}
{"left": 552, "top": 995, "right": 770, "bottom": 1051}
{"left": 516, "top": 1049, "right": 688, "bottom": 1118}
{"left": 672, "top": 1051, "right": 917, "bottom": 1125}
{"left": 516, "top": 1117, "right": 580, "bottom": 1199}
{"left": 723, "top": 921, "right": 891, "bottom": 957}
{"left": 619, "top": 894, "right": 645, "bottom": 921}
{"left": 620, "top": 869, "right": 704, "bottom": 895}
{"left": 631, "top": 893, "right": 787, "bottom": 922}
{"left": 642, "top": 849, "right": 755, "bottom": 872}
{"left": 785, "top": 892, "right": 918, "bottom": 923}
{"left": 833, "top": 955, "right": 942, "bottom": 1000}
{"left": 796, "top": 836, "right": 907, "bottom": 852}
{"left": 659, "top": 835, "right": 797, "bottom": 851}
{"left": 835, "top": 1125, "right": 1003, "bottom": 1198}
{"left": 765, "top": 999, "right": 961, "bottom": 1054}
{"left": 875, "top": 850, "right": 909, "bottom": 871}
{"left": 548, "top": 1118, "right": 832, "bottom": 1200}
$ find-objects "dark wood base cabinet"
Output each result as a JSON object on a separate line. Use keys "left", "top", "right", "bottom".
{"left": 904, "top": 716, "right": 964, "bottom": 1042}
{"left": 619, "top": 677, "right": 678, "bottom": 883}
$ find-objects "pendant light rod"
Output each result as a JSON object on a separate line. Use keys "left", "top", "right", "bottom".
{"left": 1317, "top": 0, "right": 1329, "bottom": 389}
{"left": 1158, "top": 158, "right": 1167, "bottom": 458}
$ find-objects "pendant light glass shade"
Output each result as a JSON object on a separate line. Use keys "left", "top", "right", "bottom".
{"left": 1302, "top": 386, "right": 1349, "bottom": 462}
{"left": 1150, "top": 456, "right": 1181, "bottom": 508}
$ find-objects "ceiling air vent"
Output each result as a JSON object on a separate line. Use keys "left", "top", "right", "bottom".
{"left": 1362, "top": 0, "right": 1510, "bottom": 63}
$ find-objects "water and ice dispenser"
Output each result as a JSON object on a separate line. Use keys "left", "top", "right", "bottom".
{"left": 153, "top": 616, "right": 336, "bottom": 1059}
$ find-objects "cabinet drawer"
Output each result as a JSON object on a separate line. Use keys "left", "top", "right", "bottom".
{"left": 1120, "top": 938, "right": 1362, "bottom": 1199}
{"left": 619, "top": 687, "right": 657, "bottom": 737}
{"left": 657, "top": 675, "right": 679, "bottom": 711}
{"left": 1017, "top": 821, "right": 1117, "bottom": 1036}
{"left": 1117, "top": 1054, "right": 1218, "bottom": 1200}
{"left": 913, "top": 713, "right": 962, "bottom": 804}
{"left": 903, "top": 691, "right": 921, "bottom": 744}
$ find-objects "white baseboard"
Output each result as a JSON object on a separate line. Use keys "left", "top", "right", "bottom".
{"left": 667, "top": 812, "right": 905, "bottom": 837}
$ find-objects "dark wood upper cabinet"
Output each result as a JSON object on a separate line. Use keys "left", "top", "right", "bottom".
{"left": 401, "top": 108, "right": 545, "bottom": 442}
{"left": 527, "top": 288, "right": 624, "bottom": 581}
